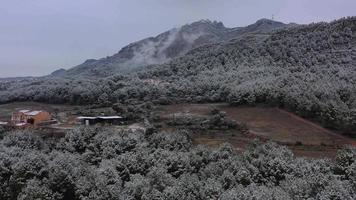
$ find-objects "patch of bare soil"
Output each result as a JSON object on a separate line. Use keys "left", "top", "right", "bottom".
{"left": 158, "top": 103, "right": 356, "bottom": 159}
{"left": 218, "top": 105, "right": 354, "bottom": 146}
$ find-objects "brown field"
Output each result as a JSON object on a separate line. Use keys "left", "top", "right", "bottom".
{"left": 158, "top": 103, "right": 356, "bottom": 158}
{"left": 218, "top": 105, "right": 355, "bottom": 146}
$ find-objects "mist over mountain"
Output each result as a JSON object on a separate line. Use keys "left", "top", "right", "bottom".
{"left": 63, "top": 19, "right": 291, "bottom": 77}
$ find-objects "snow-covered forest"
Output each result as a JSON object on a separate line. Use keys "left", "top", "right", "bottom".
{"left": 0, "top": 16, "right": 356, "bottom": 200}
{"left": 0, "top": 127, "right": 355, "bottom": 199}
{"left": 1, "top": 17, "right": 355, "bottom": 133}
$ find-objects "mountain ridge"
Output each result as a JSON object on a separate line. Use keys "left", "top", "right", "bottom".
{"left": 62, "top": 18, "right": 292, "bottom": 78}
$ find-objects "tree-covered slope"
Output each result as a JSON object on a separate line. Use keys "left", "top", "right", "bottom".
{"left": 0, "top": 17, "right": 355, "bottom": 132}
{"left": 137, "top": 17, "right": 356, "bottom": 131}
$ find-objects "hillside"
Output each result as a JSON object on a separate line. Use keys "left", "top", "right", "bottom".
{"left": 0, "top": 17, "right": 355, "bottom": 133}
{"left": 63, "top": 19, "right": 290, "bottom": 77}
{"left": 138, "top": 17, "right": 356, "bottom": 131}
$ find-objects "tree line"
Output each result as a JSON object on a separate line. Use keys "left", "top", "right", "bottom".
{"left": 0, "top": 127, "right": 355, "bottom": 199}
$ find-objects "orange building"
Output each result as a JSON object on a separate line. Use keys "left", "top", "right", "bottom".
{"left": 11, "top": 110, "right": 51, "bottom": 126}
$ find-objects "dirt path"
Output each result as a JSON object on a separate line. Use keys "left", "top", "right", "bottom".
{"left": 277, "top": 108, "right": 356, "bottom": 146}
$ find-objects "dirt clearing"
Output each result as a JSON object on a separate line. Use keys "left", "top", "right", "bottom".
{"left": 158, "top": 103, "right": 356, "bottom": 158}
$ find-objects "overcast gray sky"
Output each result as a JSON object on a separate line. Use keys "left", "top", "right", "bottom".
{"left": 0, "top": 0, "right": 355, "bottom": 77}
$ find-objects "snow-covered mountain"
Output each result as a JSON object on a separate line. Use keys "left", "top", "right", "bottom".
{"left": 62, "top": 19, "right": 291, "bottom": 77}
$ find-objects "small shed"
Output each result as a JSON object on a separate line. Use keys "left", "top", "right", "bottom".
{"left": 77, "top": 117, "right": 97, "bottom": 126}
{"left": 77, "top": 116, "right": 124, "bottom": 126}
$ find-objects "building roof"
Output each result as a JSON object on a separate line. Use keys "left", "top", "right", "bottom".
{"left": 77, "top": 116, "right": 123, "bottom": 120}
{"left": 16, "top": 110, "right": 45, "bottom": 116}
{"left": 77, "top": 116, "right": 97, "bottom": 120}
{"left": 98, "top": 116, "right": 123, "bottom": 119}
{"left": 25, "top": 111, "right": 42, "bottom": 116}
{"left": 18, "top": 110, "right": 30, "bottom": 113}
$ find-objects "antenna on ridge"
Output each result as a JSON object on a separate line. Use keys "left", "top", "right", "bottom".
{"left": 272, "top": 14, "right": 274, "bottom": 20}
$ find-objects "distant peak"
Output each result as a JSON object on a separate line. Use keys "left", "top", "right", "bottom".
{"left": 197, "top": 19, "right": 212, "bottom": 23}
{"left": 255, "top": 18, "right": 282, "bottom": 24}
{"left": 186, "top": 19, "right": 225, "bottom": 29}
